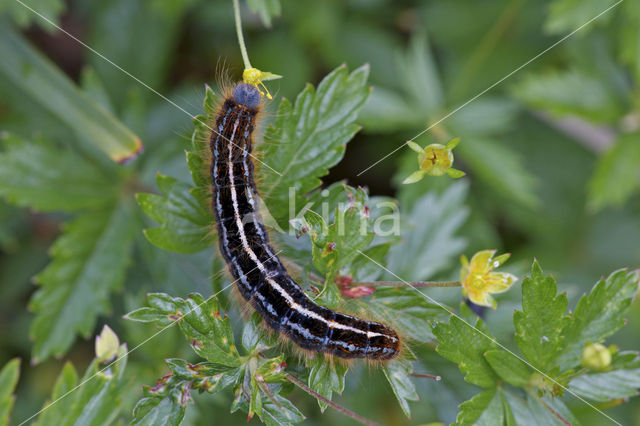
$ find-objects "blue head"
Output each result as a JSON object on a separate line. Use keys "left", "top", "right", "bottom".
{"left": 232, "top": 84, "right": 261, "bottom": 108}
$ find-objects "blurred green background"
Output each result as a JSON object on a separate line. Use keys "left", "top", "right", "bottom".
{"left": 0, "top": 0, "right": 639, "bottom": 424}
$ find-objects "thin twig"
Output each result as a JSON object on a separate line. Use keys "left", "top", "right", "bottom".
{"left": 411, "top": 373, "right": 441, "bottom": 381}
{"left": 351, "top": 281, "right": 461, "bottom": 288}
{"left": 284, "top": 372, "right": 382, "bottom": 426}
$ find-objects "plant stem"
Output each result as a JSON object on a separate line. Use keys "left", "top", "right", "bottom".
{"left": 284, "top": 372, "right": 382, "bottom": 426}
{"left": 411, "top": 373, "right": 441, "bottom": 381}
{"left": 232, "top": 0, "right": 252, "bottom": 69}
{"left": 351, "top": 281, "right": 461, "bottom": 288}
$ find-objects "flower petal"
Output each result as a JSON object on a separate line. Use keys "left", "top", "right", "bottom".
{"left": 402, "top": 170, "right": 427, "bottom": 184}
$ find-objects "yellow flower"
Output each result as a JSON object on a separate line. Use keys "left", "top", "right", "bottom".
{"left": 242, "top": 67, "right": 282, "bottom": 100}
{"left": 460, "top": 249, "right": 517, "bottom": 309}
{"left": 402, "top": 137, "right": 465, "bottom": 184}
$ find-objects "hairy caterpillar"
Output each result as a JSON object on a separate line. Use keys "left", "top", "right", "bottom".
{"left": 209, "top": 82, "right": 400, "bottom": 360}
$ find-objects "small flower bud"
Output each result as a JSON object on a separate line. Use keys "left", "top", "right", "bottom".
{"left": 581, "top": 343, "right": 611, "bottom": 371}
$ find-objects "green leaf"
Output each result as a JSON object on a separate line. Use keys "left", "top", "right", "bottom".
{"left": 569, "top": 369, "right": 640, "bottom": 401}
{"left": 484, "top": 350, "right": 532, "bottom": 387}
{"left": 514, "top": 261, "right": 569, "bottom": 372}
{"left": 259, "top": 64, "right": 370, "bottom": 228}
{"left": 388, "top": 181, "right": 468, "bottom": 281}
{"left": 555, "top": 269, "right": 639, "bottom": 370}
{"left": 512, "top": 69, "right": 623, "bottom": 122}
{"left": 137, "top": 173, "right": 213, "bottom": 253}
{"left": 0, "top": 359, "right": 20, "bottom": 426}
{"left": 261, "top": 393, "right": 305, "bottom": 426}
{"left": 29, "top": 202, "right": 137, "bottom": 362}
{"left": 296, "top": 189, "right": 375, "bottom": 277}
{"left": 382, "top": 359, "right": 419, "bottom": 419}
{"left": 367, "top": 287, "right": 448, "bottom": 343}
{"left": 503, "top": 391, "right": 578, "bottom": 426}
{"left": 433, "top": 315, "right": 499, "bottom": 388}
{"left": 132, "top": 381, "right": 188, "bottom": 426}
{"left": 246, "top": 0, "right": 281, "bottom": 28}
{"left": 359, "top": 33, "right": 443, "bottom": 131}
{"left": 0, "top": 135, "right": 116, "bottom": 211}
{"left": 396, "top": 34, "right": 444, "bottom": 116}
{"left": 126, "top": 293, "right": 241, "bottom": 367}
{"left": 545, "top": 0, "right": 618, "bottom": 35}
{"left": 37, "top": 344, "right": 129, "bottom": 426}
{"left": 0, "top": 0, "right": 65, "bottom": 30}
{"left": 307, "top": 355, "right": 348, "bottom": 412}
{"left": 449, "top": 98, "right": 519, "bottom": 137}
{"left": 347, "top": 242, "right": 391, "bottom": 282}
{"left": 588, "top": 132, "right": 640, "bottom": 210}
{"left": 619, "top": 2, "right": 640, "bottom": 81}
{"left": 0, "top": 25, "right": 142, "bottom": 163}
{"left": 35, "top": 362, "right": 78, "bottom": 426}
{"left": 458, "top": 137, "right": 538, "bottom": 207}
{"left": 456, "top": 389, "right": 504, "bottom": 426}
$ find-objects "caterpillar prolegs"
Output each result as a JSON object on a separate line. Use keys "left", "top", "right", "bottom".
{"left": 210, "top": 83, "right": 400, "bottom": 360}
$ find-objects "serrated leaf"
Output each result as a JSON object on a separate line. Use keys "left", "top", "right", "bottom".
{"left": 569, "top": 369, "right": 640, "bottom": 401}
{"left": 449, "top": 97, "right": 519, "bottom": 137}
{"left": 246, "top": 0, "right": 281, "bottom": 28}
{"left": 29, "top": 202, "right": 137, "bottom": 362}
{"left": 242, "top": 313, "right": 278, "bottom": 354}
{"left": 588, "top": 132, "right": 640, "bottom": 210}
{"left": 457, "top": 138, "right": 538, "bottom": 207}
{"left": 0, "top": 26, "right": 142, "bottom": 163}
{"left": 37, "top": 344, "right": 129, "bottom": 426}
{"left": 433, "top": 315, "right": 499, "bottom": 388}
{"left": 0, "top": 135, "right": 117, "bottom": 211}
{"left": 307, "top": 355, "right": 348, "bottom": 412}
{"left": 299, "top": 189, "right": 375, "bottom": 277}
{"left": 126, "top": 293, "right": 241, "bottom": 367}
{"left": 347, "top": 242, "right": 390, "bottom": 282}
{"left": 137, "top": 173, "right": 213, "bottom": 253}
{"left": 367, "top": 287, "right": 448, "bottom": 343}
{"left": 527, "top": 395, "right": 578, "bottom": 426}
{"left": 0, "top": 359, "right": 20, "bottom": 426}
{"left": 456, "top": 389, "right": 503, "bottom": 426}
{"left": 555, "top": 269, "right": 639, "bottom": 371}
{"left": 396, "top": 33, "right": 444, "bottom": 116}
{"left": 387, "top": 181, "right": 468, "bottom": 281}
{"left": 35, "top": 363, "right": 78, "bottom": 426}
{"left": 261, "top": 393, "right": 305, "bottom": 426}
{"left": 132, "top": 384, "right": 187, "bottom": 426}
{"left": 503, "top": 391, "right": 578, "bottom": 426}
{"left": 512, "top": 69, "right": 623, "bottom": 123}
{"left": 514, "top": 261, "right": 569, "bottom": 372}
{"left": 360, "top": 33, "right": 443, "bottom": 132}
{"left": 259, "top": 64, "right": 370, "bottom": 228}
{"left": 0, "top": 0, "right": 65, "bottom": 30}
{"left": 545, "top": 0, "right": 618, "bottom": 35}
{"left": 484, "top": 350, "right": 532, "bottom": 387}
{"left": 382, "top": 359, "right": 419, "bottom": 418}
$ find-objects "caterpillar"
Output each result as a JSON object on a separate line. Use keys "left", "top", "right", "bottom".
{"left": 209, "top": 82, "right": 400, "bottom": 360}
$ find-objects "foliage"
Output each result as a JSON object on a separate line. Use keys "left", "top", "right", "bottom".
{"left": 434, "top": 262, "right": 639, "bottom": 424}
{"left": 0, "top": 0, "right": 639, "bottom": 425}
{"left": 0, "top": 359, "right": 20, "bottom": 426}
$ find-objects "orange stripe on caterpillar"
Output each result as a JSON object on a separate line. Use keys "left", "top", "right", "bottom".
{"left": 209, "top": 83, "right": 400, "bottom": 360}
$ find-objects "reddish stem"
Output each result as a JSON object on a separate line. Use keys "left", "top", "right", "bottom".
{"left": 284, "top": 372, "right": 382, "bottom": 426}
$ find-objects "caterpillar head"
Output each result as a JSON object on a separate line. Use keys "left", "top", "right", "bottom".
{"left": 233, "top": 83, "right": 261, "bottom": 108}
